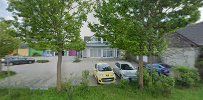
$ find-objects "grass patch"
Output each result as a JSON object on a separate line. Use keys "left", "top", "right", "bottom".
{"left": 36, "top": 60, "right": 49, "bottom": 63}
{"left": 0, "top": 71, "right": 16, "bottom": 80}
{"left": 0, "top": 84, "right": 203, "bottom": 100}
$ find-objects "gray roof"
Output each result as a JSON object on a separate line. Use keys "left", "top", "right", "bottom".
{"left": 177, "top": 22, "right": 203, "bottom": 46}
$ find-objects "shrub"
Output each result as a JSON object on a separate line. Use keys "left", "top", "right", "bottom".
{"left": 64, "top": 81, "right": 75, "bottom": 100}
{"left": 196, "top": 61, "right": 203, "bottom": 68}
{"left": 36, "top": 60, "right": 49, "bottom": 63}
{"left": 73, "top": 57, "right": 81, "bottom": 63}
{"left": 79, "top": 70, "right": 90, "bottom": 92}
{"left": 0, "top": 71, "right": 16, "bottom": 79}
{"left": 143, "top": 69, "right": 175, "bottom": 96}
{"left": 65, "top": 70, "right": 90, "bottom": 98}
{"left": 118, "top": 79, "right": 129, "bottom": 89}
{"left": 174, "top": 66, "right": 200, "bottom": 88}
{"left": 32, "top": 53, "right": 42, "bottom": 57}
{"left": 196, "top": 52, "right": 203, "bottom": 80}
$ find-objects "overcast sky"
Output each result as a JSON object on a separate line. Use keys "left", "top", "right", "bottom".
{"left": 1, "top": 0, "right": 203, "bottom": 38}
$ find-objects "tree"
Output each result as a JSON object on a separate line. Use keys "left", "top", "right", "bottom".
{"left": 8, "top": 0, "right": 91, "bottom": 91}
{"left": 68, "top": 38, "right": 86, "bottom": 58}
{"left": 89, "top": 0, "right": 203, "bottom": 89}
{"left": 0, "top": 20, "right": 20, "bottom": 72}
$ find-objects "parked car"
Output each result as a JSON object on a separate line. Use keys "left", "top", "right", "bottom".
{"left": 113, "top": 61, "right": 137, "bottom": 81}
{"left": 3, "top": 56, "right": 35, "bottom": 66}
{"left": 159, "top": 63, "right": 173, "bottom": 69}
{"left": 93, "top": 63, "right": 116, "bottom": 84}
{"left": 145, "top": 64, "right": 170, "bottom": 76}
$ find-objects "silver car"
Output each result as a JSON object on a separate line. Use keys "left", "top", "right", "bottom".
{"left": 113, "top": 61, "right": 137, "bottom": 81}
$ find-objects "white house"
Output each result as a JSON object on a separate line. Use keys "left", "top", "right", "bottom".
{"left": 82, "top": 36, "right": 119, "bottom": 58}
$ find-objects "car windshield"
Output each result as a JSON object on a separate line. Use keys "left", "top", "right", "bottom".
{"left": 98, "top": 64, "right": 112, "bottom": 71}
{"left": 121, "top": 64, "right": 133, "bottom": 70}
{"left": 160, "top": 64, "right": 171, "bottom": 68}
{"left": 19, "top": 58, "right": 27, "bottom": 60}
{"left": 153, "top": 64, "right": 164, "bottom": 69}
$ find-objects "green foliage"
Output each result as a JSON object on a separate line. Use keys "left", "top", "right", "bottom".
{"left": 8, "top": 0, "right": 91, "bottom": 51}
{"left": 174, "top": 66, "right": 200, "bottom": 88}
{"left": 89, "top": 0, "right": 202, "bottom": 90}
{"left": 0, "top": 71, "right": 16, "bottom": 80}
{"left": 1, "top": 85, "right": 203, "bottom": 100}
{"left": 118, "top": 79, "right": 130, "bottom": 89}
{"left": 0, "top": 21, "right": 20, "bottom": 58}
{"left": 89, "top": 0, "right": 203, "bottom": 56}
{"left": 67, "top": 38, "right": 86, "bottom": 52}
{"left": 8, "top": 0, "right": 92, "bottom": 90}
{"left": 63, "top": 70, "right": 90, "bottom": 100}
{"left": 79, "top": 70, "right": 90, "bottom": 94}
{"left": 143, "top": 69, "right": 175, "bottom": 96}
{"left": 64, "top": 81, "right": 75, "bottom": 100}
{"left": 32, "top": 53, "right": 42, "bottom": 57}
{"left": 196, "top": 61, "right": 203, "bottom": 68}
{"left": 36, "top": 60, "right": 49, "bottom": 63}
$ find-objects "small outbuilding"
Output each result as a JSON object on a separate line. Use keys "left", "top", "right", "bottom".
{"left": 162, "top": 22, "right": 203, "bottom": 67}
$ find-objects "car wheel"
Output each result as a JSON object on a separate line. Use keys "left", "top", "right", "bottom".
{"left": 28, "top": 61, "right": 32, "bottom": 64}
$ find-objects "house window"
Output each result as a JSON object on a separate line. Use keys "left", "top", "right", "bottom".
{"left": 90, "top": 48, "right": 101, "bottom": 57}
{"left": 103, "top": 49, "right": 114, "bottom": 58}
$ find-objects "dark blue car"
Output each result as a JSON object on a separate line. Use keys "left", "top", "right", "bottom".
{"left": 145, "top": 64, "right": 170, "bottom": 76}
{"left": 3, "top": 56, "right": 35, "bottom": 66}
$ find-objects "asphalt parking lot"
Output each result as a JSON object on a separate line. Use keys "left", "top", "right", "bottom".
{"left": 0, "top": 56, "right": 138, "bottom": 89}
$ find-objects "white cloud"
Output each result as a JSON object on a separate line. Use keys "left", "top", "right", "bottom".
{"left": 0, "top": 0, "right": 12, "bottom": 20}
{"left": 4, "top": 16, "right": 13, "bottom": 20}
{"left": 197, "top": 7, "right": 203, "bottom": 23}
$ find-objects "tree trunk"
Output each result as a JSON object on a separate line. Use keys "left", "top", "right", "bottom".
{"left": 0, "top": 60, "right": 2, "bottom": 72}
{"left": 57, "top": 51, "right": 62, "bottom": 91}
{"left": 138, "top": 56, "right": 144, "bottom": 90}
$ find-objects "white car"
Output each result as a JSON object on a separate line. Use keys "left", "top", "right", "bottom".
{"left": 113, "top": 61, "right": 137, "bottom": 81}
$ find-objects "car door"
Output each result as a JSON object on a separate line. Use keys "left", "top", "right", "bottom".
{"left": 114, "top": 63, "right": 120, "bottom": 75}
{"left": 12, "top": 57, "right": 20, "bottom": 65}
{"left": 19, "top": 58, "right": 27, "bottom": 64}
{"left": 16, "top": 58, "right": 22, "bottom": 64}
{"left": 24, "top": 58, "right": 30, "bottom": 64}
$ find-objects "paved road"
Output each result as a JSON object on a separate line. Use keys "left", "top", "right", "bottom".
{"left": 0, "top": 56, "right": 138, "bottom": 89}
